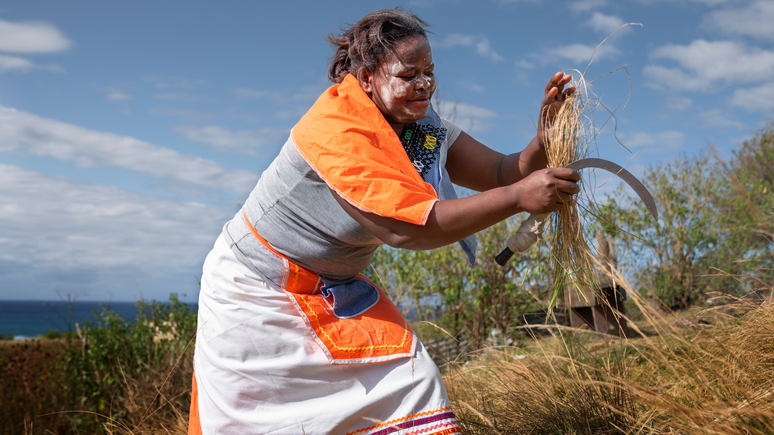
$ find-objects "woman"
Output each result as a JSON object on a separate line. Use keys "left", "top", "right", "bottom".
{"left": 189, "top": 9, "right": 578, "bottom": 435}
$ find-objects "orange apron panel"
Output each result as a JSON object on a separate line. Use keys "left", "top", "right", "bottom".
{"left": 244, "top": 211, "right": 415, "bottom": 364}
{"left": 292, "top": 74, "right": 438, "bottom": 226}
{"left": 188, "top": 370, "right": 202, "bottom": 435}
{"left": 287, "top": 275, "right": 414, "bottom": 363}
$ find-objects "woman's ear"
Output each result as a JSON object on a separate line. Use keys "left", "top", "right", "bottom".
{"left": 358, "top": 70, "right": 373, "bottom": 94}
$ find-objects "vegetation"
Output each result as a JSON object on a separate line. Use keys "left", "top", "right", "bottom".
{"left": 597, "top": 122, "right": 773, "bottom": 310}
{"left": 2, "top": 121, "right": 772, "bottom": 434}
{"left": 0, "top": 295, "right": 196, "bottom": 435}
{"left": 446, "top": 290, "right": 774, "bottom": 435}
{"left": 369, "top": 217, "right": 554, "bottom": 347}
{"left": 42, "top": 330, "right": 79, "bottom": 340}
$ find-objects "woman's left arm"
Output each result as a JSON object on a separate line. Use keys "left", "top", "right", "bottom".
{"left": 445, "top": 72, "right": 575, "bottom": 191}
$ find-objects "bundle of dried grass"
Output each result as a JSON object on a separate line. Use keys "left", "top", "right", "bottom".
{"left": 541, "top": 76, "right": 599, "bottom": 306}
{"left": 535, "top": 23, "right": 642, "bottom": 308}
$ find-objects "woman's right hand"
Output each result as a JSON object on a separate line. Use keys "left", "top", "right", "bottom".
{"left": 511, "top": 167, "right": 580, "bottom": 215}
{"left": 332, "top": 167, "right": 580, "bottom": 251}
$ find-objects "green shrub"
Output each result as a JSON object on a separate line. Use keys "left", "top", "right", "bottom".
{"left": 61, "top": 293, "right": 197, "bottom": 431}
{"left": 1, "top": 294, "right": 197, "bottom": 434}
{"left": 42, "top": 329, "right": 61, "bottom": 339}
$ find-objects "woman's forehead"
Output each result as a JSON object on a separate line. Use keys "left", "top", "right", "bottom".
{"left": 384, "top": 36, "right": 433, "bottom": 69}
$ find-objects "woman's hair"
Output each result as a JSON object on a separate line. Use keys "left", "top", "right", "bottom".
{"left": 326, "top": 8, "right": 430, "bottom": 83}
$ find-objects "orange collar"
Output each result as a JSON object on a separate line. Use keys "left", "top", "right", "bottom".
{"left": 292, "top": 74, "right": 438, "bottom": 225}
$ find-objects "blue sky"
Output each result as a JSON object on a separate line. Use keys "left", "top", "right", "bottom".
{"left": 0, "top": 0, "right": 772, "bottom": 301}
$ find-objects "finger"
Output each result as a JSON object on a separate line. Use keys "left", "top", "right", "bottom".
{"left": 541, "top": 87, "right": 559, "bottom": 111}
{"left": 556, "top": 74, "right": 570, "bottom": 89}
{"left": 549, "top": 168, "right": 581, "bottom": 182}
{"left": 544, "top": 86, "right": 558, "bottom": 101}
{"left": 544, "top": 71, "right": 563, "bottom": 94}
{"left": 552, "top": 191, "right": 570, "bottom": 206}
{"left": 556, "top": 180, "right": 580, "bottom": 195}
{"left": 563, "top": 86, "right": 576, "bottom": 96}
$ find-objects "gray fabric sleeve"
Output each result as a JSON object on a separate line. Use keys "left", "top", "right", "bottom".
{"left": 441, "top": 117, "right": 462, "bottom": 148}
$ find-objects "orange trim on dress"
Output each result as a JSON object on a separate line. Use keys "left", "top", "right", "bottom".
{"left": 187, "top": 370, "right": 202, "bottom": 435}
{"left": 242, "top": 209, "right": 415, "bottom": 363}
{"left": 242, "top": 209, "right": 319, "bottom": 293}
{"left": 344, "top": 407, "right": 460, "bottom": 435}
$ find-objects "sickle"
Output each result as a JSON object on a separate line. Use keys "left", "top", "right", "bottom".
{"left": 566, "top": 158, "right": 657, "bottom": 220}
{"left": 494, "top": 158, "right": 658, "bottom": 266}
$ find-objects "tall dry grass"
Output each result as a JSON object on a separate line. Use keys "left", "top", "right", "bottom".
{"left": 444, "top": 272, "right": 774, "bottom": 435}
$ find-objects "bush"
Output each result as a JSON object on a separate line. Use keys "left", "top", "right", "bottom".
{"left": 42, "top": 329, "right": 61, "bottom": 339}
{"left": 0, "top": 294, "right": 197, "bottom": 435}
{"left": 369, "top": 217, "right": 553, "bottom": 349}
{"left": 62, "top": 294, "right": 197, "bottom": 433}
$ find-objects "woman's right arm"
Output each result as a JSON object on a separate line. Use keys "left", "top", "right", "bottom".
{"left": 330, "top": 166, "right": 579, "bottom": 251}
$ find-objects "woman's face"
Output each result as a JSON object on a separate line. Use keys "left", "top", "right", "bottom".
{"left": 361, "top": 35, "right": 436, "bottom": 134}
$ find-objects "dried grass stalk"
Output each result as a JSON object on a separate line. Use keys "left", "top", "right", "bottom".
{"left": 541, "top": 77, "right": 599, "bottom": 305}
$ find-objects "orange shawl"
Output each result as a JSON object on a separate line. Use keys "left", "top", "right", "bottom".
{"left": 291, "top": 74, "right": 438, "bottom": 226}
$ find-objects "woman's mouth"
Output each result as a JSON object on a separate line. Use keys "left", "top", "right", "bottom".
{"left": 408, "top": 98, "right": 430, "bottom": 108}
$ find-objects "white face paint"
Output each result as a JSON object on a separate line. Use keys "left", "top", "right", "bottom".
{"left": 361, "top": 35, "right": 436, "bottom": 135}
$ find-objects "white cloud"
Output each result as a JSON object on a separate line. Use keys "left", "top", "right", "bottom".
{"left": 0, "top": 106, "right": 258, "bottom": 193}
{"left": 232, "top": 85, "right": 326, "bottom": 106}
{"left": 570, "top": 0, "right": 608, "bottom": 12}
{"left": 585, "top": 12, "right": 627, "bottom": 35}
{"left": 0, "top": 53, "right": 64, "bottom": 73}
{"left": 0, "top": 164, "right": 229, "bottom": 299}
{"left": 270, "top": 85, "right": 327, "bottom": 104}
{"left": 143, "top": 76, "right": 207, "bottom": 90}
{"left": 690, "top": 0, "right": 733, "bottom": 5}
{"left": 704, "top": 1, "right": 774, "bottom": 41}
{"left": 729, "top": 86, "right": 774, "bottom": 112}
{"left": 621, "top": 130, "right": 685, "bottom": 152}
{"left": 456, "top": 81, "right": 485, "bottom": 93}
{"left": 233, "top": 87, "right": 267, "bottom": 99}
{"left": 666, "top": 96, "right": 693, "bottom": 111}
{"left": 698, "top": 109, "right": 746, "bottom": 129}
{"left": 147, "top": 107, "right": 212, "bottom": 122}
{"left": 545, "top": 43, "right": 621, "bottom": 64}
{"left": 175, "top": 125, "right": 288, "bottom": 154}
{"left": 645, "top": 40, "right": 774, "bottom": 91}
{"left": 436, "top": 34, "right": 504, "bottom": 62}
{"left": 637, "top": 0, "right": 733, "bottom": 5}
{"left": 0, "top": 53, "right": 33, "bottom": 71}
{"left": 0, "top": 18, "right": 72, "bottom": 53}
{"left": 154, "top": 92, "right": 203, "bottom": 101}
{"left": 435, "top": 100, "right": 498, "bottom": 133}
{"left": 105, "top": 88, "right": 133, "bottom": 102}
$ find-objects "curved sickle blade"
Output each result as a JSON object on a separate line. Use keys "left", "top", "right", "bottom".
{"left": 567, "top": 158, "right": 658, "bottom": 220}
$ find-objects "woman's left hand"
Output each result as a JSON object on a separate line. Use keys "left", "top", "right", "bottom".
{"left": 537, "top": 72, "right": 576, "bottom": 146}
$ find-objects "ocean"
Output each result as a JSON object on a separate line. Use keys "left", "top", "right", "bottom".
{"left": 0, "top": 300, "right": 198, "bottom": 340}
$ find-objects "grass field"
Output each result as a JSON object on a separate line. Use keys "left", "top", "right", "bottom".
{"left": 444, "top": 290, "right": 774, "bottom": 434}
{"left": 2, "top": 289, "right": 772, "bottom": 434}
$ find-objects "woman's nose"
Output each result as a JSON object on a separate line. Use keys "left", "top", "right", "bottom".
{"left": 416, "top": 75, "right": 432, "bottom": 90}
